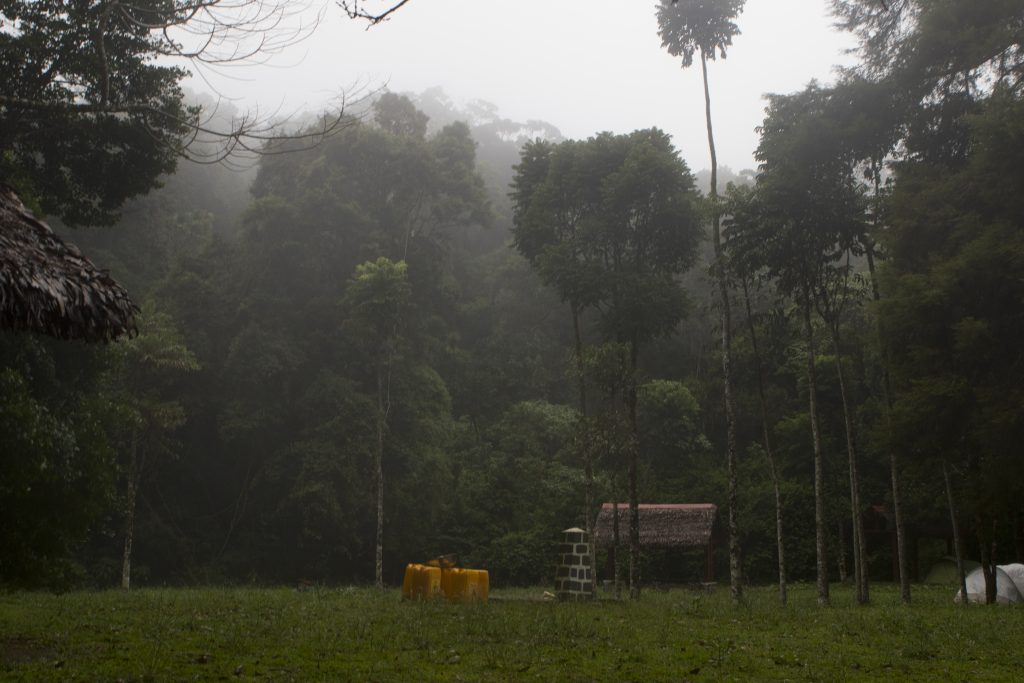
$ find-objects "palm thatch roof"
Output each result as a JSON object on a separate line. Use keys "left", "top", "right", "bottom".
{"left": 594, "top": 503, "right": 717, "bottom": 548}
{"left": 1, "top": 187, "right": 136, "bottom": 341}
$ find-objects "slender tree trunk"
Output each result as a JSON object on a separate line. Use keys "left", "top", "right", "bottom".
{"left": 977, "top": 512, "right": 997, "bottom": 604}
{"left": 571, "top": 303, "right": 596, "bottom": 595}
{"left": 121, "top": 427, "right": 140, "bottom": 591}
{"left": 121, "top": 502, "right": 135, "bottom": 591}
{"left": 803, "top": 300, "right": 829, "bottom": 605}
{"left": 866, "top": 242, "right": 911, "bottom": 603}
{"left": 628, "top": 447, "right": 640, "bottom": 600}
{"left": 943, "top": 459, "right": 969, "bottom": 606}
{"left": 627, "top": 340, "right": 641, "bottom": 601}
{"left": 741, "top": 280, "right": 786, "bottom": 605}
{"left": 837, "top": 520, "right": 848, "bottom": 585}
{"left": 374, "top": 361, "right": 388, "bottom": 590}
{"left": 964, "top": 446, "right": 995, "bottom": 604}
{"left": 612, "top": 500, "right": 621, "bottom": 599}
{"left": 831, "top": 326, "right": 869, "bottom": 604}
{"left": 700, "top": 47, "right": 742, "bottom": 606}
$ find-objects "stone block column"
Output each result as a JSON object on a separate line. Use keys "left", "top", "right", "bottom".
{"left": 555, "top": 527, "right": 594, "bottom": 600}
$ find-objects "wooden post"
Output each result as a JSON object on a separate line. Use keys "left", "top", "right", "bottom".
{"left": 705, "top": 539, "right": 715, "bottom": 583}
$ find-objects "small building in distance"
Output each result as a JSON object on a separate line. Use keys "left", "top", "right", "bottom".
{"left": 594, "top": 503, "right": 717, "bottom": 584}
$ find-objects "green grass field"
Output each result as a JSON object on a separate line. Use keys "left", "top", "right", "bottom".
{"left": 2, "top": 583, "right": 1023, "bottom": 681}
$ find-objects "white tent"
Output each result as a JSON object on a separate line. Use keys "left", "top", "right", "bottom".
{"left": 954, "top": 566, "right": 1023, "bottom": 604}
{"left": 998, "top": 563, "right": 1024, "bottom": 592}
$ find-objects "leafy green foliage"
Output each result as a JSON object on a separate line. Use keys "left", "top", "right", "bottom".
{"left": 345, "top": 258, "right": 412, "bottom": 347}
{"left": 833, "top": 0, "right": 1024, "bottom": 92}
{"left": 728, "top": 84, "right": 866, "bottom": 306}
{"left": 637, "top": 380, "right": 711, "bottom": 497}
{"left": 448, "top": 400, "right": 583, "bottom": 585}
{"left": 656, "top": 0, "right": 748, "bottom": 66}
{"left": 375, "top": 92, "right": 429, "bottom": 140}
{"left": 0, "top": 1, "right": 191, "bottom": 224}
{"left": 8, "top": 0, "right": 1024, "bottom": 595}
{"left": 880, "top": 90, "right": 1024, "bottom": 527}
{"left": 0, "top": 337, "right": 119, "bottom": 588}
{"left": 512, "top": 129, "right": 703, "bottom": 341}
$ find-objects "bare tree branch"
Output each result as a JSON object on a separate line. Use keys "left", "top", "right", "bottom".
{"left": 339, "top": 0, "right": 413, "bottom": 27}
{"left": 1, "top": 2, "right": 374, "bottom": 166}
{"left": 1, "top": 84, "right": 376, "bottom": 170}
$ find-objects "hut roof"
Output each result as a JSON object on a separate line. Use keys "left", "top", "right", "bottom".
{"left": 0, "top": 187, "right": 136, "bottom": 341}
{"left": 593, "top": 503, "right": 717, "bottom": 548}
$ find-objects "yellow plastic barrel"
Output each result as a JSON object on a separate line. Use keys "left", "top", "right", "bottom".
{"left": 441, "top": 567, "right": 489, "bottom": 603}
{"left": 402, "top": 564, "right": 488, "bottom": 602}
{"left": 401, "top": 564, "right": 443, "bottom": 600}
{"left": 462, "top": 568, "right": 489, "bottom": 602}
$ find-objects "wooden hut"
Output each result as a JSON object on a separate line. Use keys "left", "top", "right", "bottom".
{"left": 594, "top": 503, "right": 718, "bottom": 583}
{"left": 1, "top": 187, "right": 136, "bottom": 341}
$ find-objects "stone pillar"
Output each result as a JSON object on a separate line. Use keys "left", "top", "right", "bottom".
{"left": 555, "top": 527, "right": 594, "bottom": 600}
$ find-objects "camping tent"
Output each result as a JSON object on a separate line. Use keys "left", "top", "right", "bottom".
{"left": 954, "top": 566, "right": 1024, "bottom": 604}
{"left": 998, "top": 563, "right": 1024, "bottom": 593}
{"left": 924, "top": 556, "right": 981, "bottom": 584}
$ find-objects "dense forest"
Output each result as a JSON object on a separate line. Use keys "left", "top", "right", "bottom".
{"left": 2, "top": 0, "right": 1022, "bottom": 607}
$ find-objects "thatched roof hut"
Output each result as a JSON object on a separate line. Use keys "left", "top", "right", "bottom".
{"left": 594, "top": 503, "right": 717, "bottom": 548}
{"left": 0, "top": 187, "right": 136, "bottom": 341}
{"left": 595, "top": 503, "right": 719, "bottom": 582}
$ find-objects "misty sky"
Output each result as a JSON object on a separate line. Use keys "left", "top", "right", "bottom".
{"left": 188, "top": 0, "right": 857, "bottom": 173}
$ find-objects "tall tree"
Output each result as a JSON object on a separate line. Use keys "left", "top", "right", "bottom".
{"left": 730, "top": 84, "right": 867, "bottom": 605}
{"left": 0, "top": 1, "right": 342, "bottom": 226}
{"left": 511, "top": 138, "right": 603, "bottom": 585}
{"left": 343, "top": 257, "right": 412, "bottom": 588}
{"left": 107, "top": 305, "right": 199, "bottom": 589}
{"left": 816, "top": 257, "right": 870, "bottom": 604}
{"left": 880, "top": 89, "right": 1024, "bottom": 604}
{"left": 0, "top": 0, "right": 188, "bottom": 224}
{"left": 725, "top": 185, "right": 788, "bottom": 604}
{"left": 835, "top": 0, "right": 1024, "bottom": 603}
{"left": 825, "top": 73, "right": 911, "bottom": 603}
{"left": 513, "top": 129, "right": 702, "bottom": 599}
{"left": 657, "top": 0, "right": 747, "bottom": 605}
{"left": 600, "top": 130, "right": 702, "bottom": 599}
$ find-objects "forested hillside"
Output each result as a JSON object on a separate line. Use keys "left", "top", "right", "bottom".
{"left": 2, "top": 0, "right": 1022, "bottom": 605}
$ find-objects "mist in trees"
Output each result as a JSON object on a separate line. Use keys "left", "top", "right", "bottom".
{"left": 2, "top": 0, "right": 1023, "bottom": 606}
{"left": 511, "top": 128, "right": 703, "bottom": 599}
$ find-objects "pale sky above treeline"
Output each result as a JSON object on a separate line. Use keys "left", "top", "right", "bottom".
{"left": 188, "top": 0, "right": 857, "bottom": 173}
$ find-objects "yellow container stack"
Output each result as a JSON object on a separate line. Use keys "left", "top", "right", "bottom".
{"left": 402, "top": 564, "right": 489, "bottom": 603}
{"left": 401, "top": 563, "right": 443, "bottom": 600}
{"left": 442, "top": 567, "right": 489, "bottom": 602}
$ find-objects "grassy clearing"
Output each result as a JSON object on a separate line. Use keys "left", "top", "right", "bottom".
{"left": 1, "top": 583, "right": 1023, "bottom": 681}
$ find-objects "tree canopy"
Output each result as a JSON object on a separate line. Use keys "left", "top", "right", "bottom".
{"left": 3, "top": 0, "right": 1024, "bottom": 606}
{"left": 656, "top": 0, "right": 747, "bottom": 67}
{"left": 0, "top": 1, "right": 344, "bottom": 225}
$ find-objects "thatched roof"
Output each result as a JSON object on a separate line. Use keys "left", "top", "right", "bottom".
{"left": 0, "top": 187, "right": 136, "bottom": 341}
{"left": 594, "top": 503, "right": 717, "bottom": 548}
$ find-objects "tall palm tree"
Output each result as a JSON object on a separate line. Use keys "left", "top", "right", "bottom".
{"left": 656, "top": 0, "right": 747, "bottom": 605}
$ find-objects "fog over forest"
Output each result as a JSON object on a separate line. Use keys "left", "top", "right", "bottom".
{"left": 2, "top": 0, "right": 1023, "bottom": 625}
{"left": 182, "top": 0, "right": 856, "bottom": 174}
